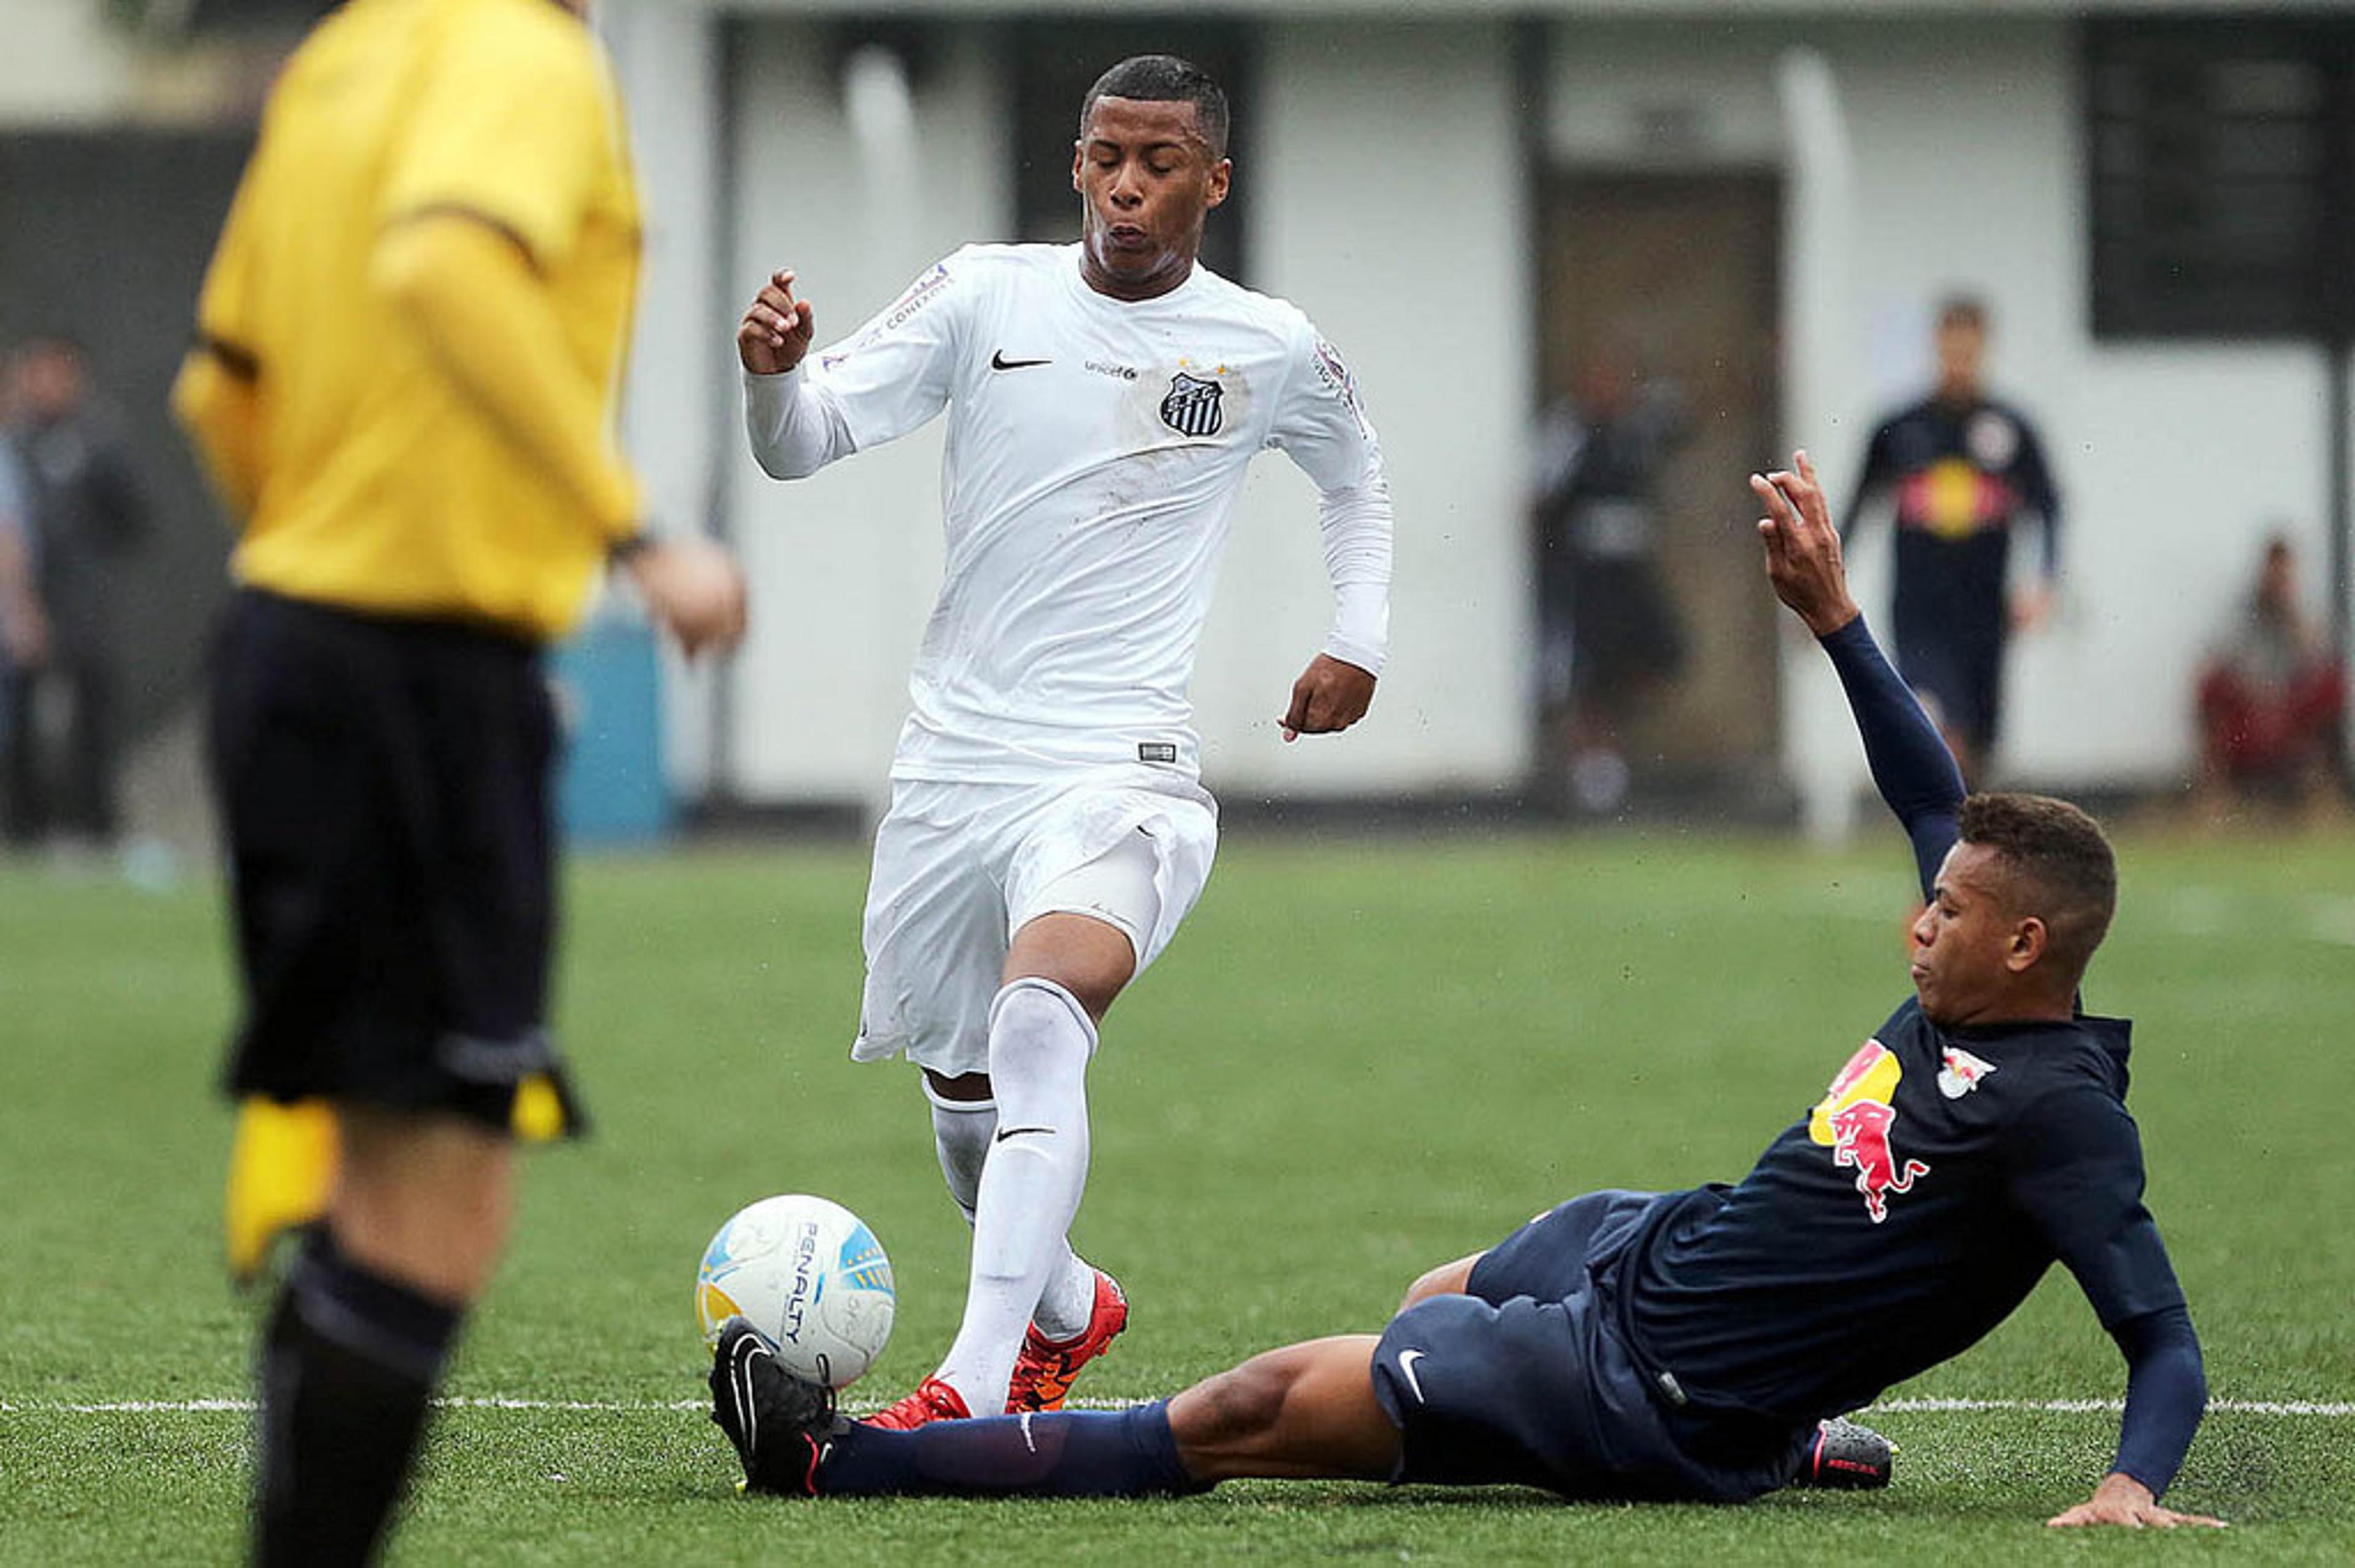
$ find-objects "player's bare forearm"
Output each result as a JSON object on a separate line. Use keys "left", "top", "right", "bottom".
{"left": 1752, "top": 451, "right": 1859, "bottom": 639}
{"left": 1278, "top": 654, "right": 1376, "bottom": 742}
{"left": 2047, "top": 1470, "right": 2225, "bottom": 1530}
{"left": 738, "top": 269, "right": 816, "bottom": 376}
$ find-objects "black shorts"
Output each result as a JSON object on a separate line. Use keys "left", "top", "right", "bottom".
{"left": 1371, "top": 1191, "right": 1808, "bottom": 1503}
{"left": 207, "top": 589, "right": 580, "bottom": 1134}
{"left": 1894, "top": 625, "right": 2004, "bottom": 754}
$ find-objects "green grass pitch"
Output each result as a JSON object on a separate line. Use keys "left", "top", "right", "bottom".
{"left": 3, "top": 825, "right": 2351, "bottom": 1564}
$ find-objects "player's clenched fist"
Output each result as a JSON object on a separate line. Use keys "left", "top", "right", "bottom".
{"left": 1278, "top": 654, "right": 1377, "bottom": 742}
{"left": 738, "top": 269, "right": 816, "bottom": 375}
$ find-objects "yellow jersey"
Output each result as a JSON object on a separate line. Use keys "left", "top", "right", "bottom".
{"left": 186, "top": 0, "right": 641, "bottom": 641}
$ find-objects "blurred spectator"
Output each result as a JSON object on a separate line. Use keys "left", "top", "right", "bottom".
{"left": 2, "top": 335, "right": 151, "bottom": 851}
{"left": 1844, "top": 296, "right": 2060, "bottom": 788}
{"left": 0, "top": 400, "right": 48, "bottom": 761}
{"left": 1530, "top": 345, "right": 1688, "bottom": 814}
{"left": 2194, "top": 534, "right": 2346, "bottom": 817}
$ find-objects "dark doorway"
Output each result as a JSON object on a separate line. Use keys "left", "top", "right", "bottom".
{"left": 1532, "top": 171, "right": 1783, "bottom": 810}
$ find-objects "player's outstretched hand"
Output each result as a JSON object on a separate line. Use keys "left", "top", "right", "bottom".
{"left": 2047, "top": 1471, "right": 2225, "bottom": 1530}
{"left": 1751, "top": 449, "right": 1859, "bottom": 640}
{"left": 629, "top": 536, "right": 749, "bottom": 659}
{"left": 1278, "top": 654, "right": 1376, "bottom": 743}
{"left": 738, "top": 269, "right": 816, "bottom": 376}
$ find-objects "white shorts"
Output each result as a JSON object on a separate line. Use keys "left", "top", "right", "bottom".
{"left": 851, "top": 768, "right": 1220, "bottom": 1077}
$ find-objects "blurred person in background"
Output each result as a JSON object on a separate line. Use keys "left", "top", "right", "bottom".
{"left": 1529, "top": 343, "right": 1688, "bottom": 815}
{"left": 1845, "top": 296, "right": 2061, "bottom": 789}
{"left": 172, "top": 0, "right": 746, "bottom": 1560}
{"left": 0, "top": 403, "right": 49, "bottom": 775}
{"left": 2192, "top": 533, "right": 2346, "bottom": 820}
{"left": 2, "top": 334, "right": 150, "bottom": 854}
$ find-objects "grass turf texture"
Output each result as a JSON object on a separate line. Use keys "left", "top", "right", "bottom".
{"left": 2, "top": 826, "right": 2350, "bottom": 1564}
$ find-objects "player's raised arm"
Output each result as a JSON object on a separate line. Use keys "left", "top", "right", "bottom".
{"left": 741, "top": 256, "right": 970, "bottom": 481}
{"left": 1753, "top": 450, "right": 1964, "bottom": 895}
{"left": 737, "top": 267, "right": 846, "bottom": 481}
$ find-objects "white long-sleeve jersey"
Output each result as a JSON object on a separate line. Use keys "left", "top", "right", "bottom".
{"left": 745, "top": 243, "right": 1392, "bottom": 784}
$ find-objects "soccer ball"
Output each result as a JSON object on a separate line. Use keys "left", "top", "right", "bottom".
{"left": 695, "top": 1194, "right": 896, "bottom": 1390}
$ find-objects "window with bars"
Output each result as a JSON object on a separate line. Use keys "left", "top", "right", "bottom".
{"left": 2085, "top": 17, "right": 2355, "bottom": 341}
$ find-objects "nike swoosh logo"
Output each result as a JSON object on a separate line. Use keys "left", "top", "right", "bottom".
{"left": 994, "top": 1125, "right": 1054, "bottom": 1143}
{"left": 991, "top": 351, "right": 1051, "bottom": 370}
{"left": 1396, "top": 1349, "right": 1428, "bottom": 1404}
{"left": 730, "top": 1334, "right": 770, "bottom": 1451}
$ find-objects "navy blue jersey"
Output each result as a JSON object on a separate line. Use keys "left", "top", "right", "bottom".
{"left": 1846, "top": 396, "right": 2058, "bottom": 648}
{"left": 1622, "top": 998, "right": 2183, "bottom": 1426}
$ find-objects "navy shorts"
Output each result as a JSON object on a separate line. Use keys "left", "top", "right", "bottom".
{"left": 1894, "top": 629, "right": 2003, "bottom": 753}
{"left": 1371, "top": 1191, "right": 1807, "bottom": 1502}
{"left": 207, "top": 590, "right": 581, "bottom": 1134}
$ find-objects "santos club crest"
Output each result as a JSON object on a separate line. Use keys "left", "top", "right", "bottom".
{"left": 1160, "top": 372, "right": 1224, "bottom": 437}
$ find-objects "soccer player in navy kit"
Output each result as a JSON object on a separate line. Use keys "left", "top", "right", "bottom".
{"left": 707, "top": 453, "right": 2217, "bottom": 1529}
{"left": 1845, "top": 297, "right": 2061, "bottom": 786}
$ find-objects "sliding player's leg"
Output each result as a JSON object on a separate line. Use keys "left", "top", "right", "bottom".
{"left": 1168, "top": 1336, "right": 1401, "bottom": 1481}
{"left": 711, "top": 1322, "right": 1392, "bottom": 1497}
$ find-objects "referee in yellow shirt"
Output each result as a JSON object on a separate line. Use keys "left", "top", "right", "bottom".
{"left": 172, "top": 1, "right": 744, "bottom": 1561}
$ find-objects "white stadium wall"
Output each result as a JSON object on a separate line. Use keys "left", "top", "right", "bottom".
{"left": 1198, "top": 19, "right": 1530, "bottom": 797}
{"left": 1550, "top": 15, "right": 2338, "bottom": 797}
{"left": 657, "top": 13, "right": 1530, "bottom": 809}
{"left": 717, "top": 21, "right": 1007, "bottom": 810}
{"left": 602, "top": 4, "right": 2349, "bottom": 813}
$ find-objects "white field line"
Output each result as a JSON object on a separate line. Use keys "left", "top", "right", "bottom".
{"left": 3, "top": 1395, "right": 2349, "bottom": 1418}
{"left": 1870, "top": 1397, "right": 2355, "bottom": 1417}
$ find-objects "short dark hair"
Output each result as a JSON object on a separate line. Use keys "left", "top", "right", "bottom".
{"left": 1937, "top": 294, "right": 1989, "bottom": 332}
{"left": 1958, "top": 793, "right": 2118, "bottom": 984}
{"left": 1081, "top": 55, "right": 1230, "bottom": 160}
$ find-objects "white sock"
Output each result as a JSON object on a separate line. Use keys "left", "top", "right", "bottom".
{"left": 925, "top": 1075, "right": 1100, "bottom": 1341}
{"left": 932, "top": 977, "right": 1094, "bottom": 1416}
{"left": 923, "top": 1082, "right": 996, "bottom": 1223}
{"left": 1030, "top": 1249, "right": 1099, "bottom": 1342}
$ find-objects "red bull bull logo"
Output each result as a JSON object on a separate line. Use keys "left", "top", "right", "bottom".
{"left": 1809, "top": 1041, "right": 1931, "bottom": 1224}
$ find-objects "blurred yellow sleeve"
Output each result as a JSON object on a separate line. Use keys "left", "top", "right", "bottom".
{"left": 172, "top": 346, "right": 265, "bottom": 521}
{"left": 372, "top": 212, "right": 639, "bottom": 545}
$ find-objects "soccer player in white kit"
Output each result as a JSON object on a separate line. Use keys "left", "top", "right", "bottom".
{"left": 736, "top": 55, "right": 1393, "bottom": 1429}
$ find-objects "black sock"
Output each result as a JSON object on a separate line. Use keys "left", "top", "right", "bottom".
{"left": 254, "top": 1230, "right": 462, "bottom": 1567}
